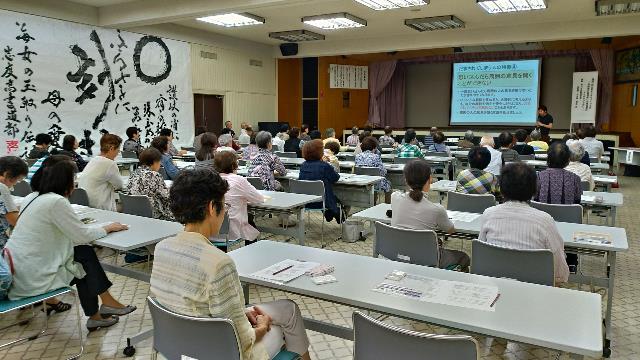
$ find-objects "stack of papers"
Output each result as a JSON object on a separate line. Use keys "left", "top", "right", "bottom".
{"left": 250, "top": 259, "right": 320, "bottom": 284}
{"left": 373, "top": 273, "right": 499, "bottom": 311}
{"left": 573, "top": 232, "right": 612, "bottom": 245}
{"left": 447, "top": 211, "right": 481, "bottom": 223}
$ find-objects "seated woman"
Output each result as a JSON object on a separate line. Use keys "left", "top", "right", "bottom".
{"left": 214, "top": 151, "right": 265, "bottom": 245}
{"left": 378, "top": 126, "right": 396, "bottom": 146}
{"left": 355, "top": 137, "right": 391, "bottom": 203}
{"left": 195, "top": 132, "right": 218, "bottom": 172}
{"left": 57, "top": 135, "right": 88, "bottom": 171}
{"left": 0, "top": 156, "right": 28, "bottom": 249}
{"left": 6, "top": 155, "right": 135, "bottom": 330}
{"left": 535, "top": 142, "right": 582, "bottom": 204}
{"left": 217, "top": 134, "right": 236, "bottom": 153}
{"left": 243, "top": 132, "right": 259, "bottom": 161}
{"left": 391, "top": 160, "right": 470, "bottom": 271}
{"left": 456, "top": 147, "right": 499, "bottom": 196}
{"left": 151, "top": 136, "right": 180, "bottom": 180}
{"left": 427, "top": 131, "right": 451, "bottom": 155}
{"left": 248, "top": 131, "right": 287, "bottom": 191}
{"left": 565, "top": 140, "right": 594, "bottom": 191}
{"left": 323, "top": 141, "right": 340, "bottom": 173}
{"left": 78, "top": 134, "right": 124, "bottom": 211}
{"left": 283, "top": 127, "right": 302, "bottom": 158}
{"left": 126, "top": 148, "right": 174, "bottom": 221}
{"left": 298, "top": 140, "right": 342, "bottom": 223}
{"left": 150, "top": 169, "right": 311, "bottom": 360}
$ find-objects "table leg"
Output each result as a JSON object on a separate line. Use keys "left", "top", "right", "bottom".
{"left": 610, "top": 206, "right": 617, "bottom": 227}
{"left": 368, "top": 185, "right": 375, "bottom": 207}
{"left": 296, "top": 207, "right": 305, "bottom": 246}
{"left": 604, "top": 251, "right": 616, "bottom": 355}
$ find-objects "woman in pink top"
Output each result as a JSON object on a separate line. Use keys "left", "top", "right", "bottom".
{"left": 214, "top": 151, "right": 265, "bottom": 243}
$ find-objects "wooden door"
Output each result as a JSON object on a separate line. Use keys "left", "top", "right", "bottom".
{"left": 193, "top": 94, "right": 224, "bottom": 135}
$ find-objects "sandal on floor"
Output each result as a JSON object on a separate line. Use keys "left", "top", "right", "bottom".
{"left": 43, "top": 301, "right": 72, "bottom": 316}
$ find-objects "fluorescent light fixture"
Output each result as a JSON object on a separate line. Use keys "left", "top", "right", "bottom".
{"left": 197, "top": 13, "right": 265, "bottom": 27}
{"left": 596, "top": 0, "right": 640, "bottom": 15}
{"left": 405, "top": 15, "right": 465, "bottom": 31}
{"left": 269, "top": 30, "right": 325, "bottom": 42}
{"left": 302, "top": 12, "right": 367, "bottom": 30}
{"left": 354, "top": 0, "right": 429, "bottom": 10}
{"left": 477, "top": 0, "right": 547, "bottom": 13}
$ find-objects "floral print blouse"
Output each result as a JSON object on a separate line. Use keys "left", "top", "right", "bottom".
{"left": 247, "top": 148, "right": 287, "bottom": 191}
{"left": 355, "top": 150, "right": 391, "bottom": 192}
{"left": 126, "top": 166, "right": 174, "bottom": 221}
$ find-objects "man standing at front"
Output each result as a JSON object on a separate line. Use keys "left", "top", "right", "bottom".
{"left": 536, "top": 105, "right": 553, "bottom": 142}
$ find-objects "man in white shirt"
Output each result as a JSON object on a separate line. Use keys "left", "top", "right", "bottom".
{"left": 479, "top": 162, "right": 569, "bottom": 284}
{"left": 479, "top": 135, "right": 502, "bottom": 176}
{"left": 78, "top": 134, "right": 124, "bottom": 211}
{"left": 579, "top": 126, "right": 605, "bottom": 161}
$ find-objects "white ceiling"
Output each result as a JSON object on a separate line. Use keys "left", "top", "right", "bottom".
{"left": 60, "top": 0, "right": 640, "bottom": 56}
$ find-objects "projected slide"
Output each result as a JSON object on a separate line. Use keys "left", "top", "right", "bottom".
{"left": 450, "top": 59, "right": 541, "bottom": 126}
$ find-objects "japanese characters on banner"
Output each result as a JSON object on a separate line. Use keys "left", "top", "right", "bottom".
{"left": 0, "top": 10, "right": 193, "bottom": 156}
{"left": 329, "top": 64, "right": 368, "bottom": 89}
{"left": 570, "top": 71, "right": 598, "bottom": 124}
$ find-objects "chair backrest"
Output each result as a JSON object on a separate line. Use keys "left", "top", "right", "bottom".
{"left": 518, "top": 154, "right": 535, "bottom": 161}
{"left": 425, "top": 151, "right": 448, "bottom": 157}
{"left": 69, "top": 188, "right": 90, "bottom": 206}
{"left": 10, "top": 180, "right": 32, "bottom": 197}
{"left": 120, "top": 194, "right": 154, "bottom": 218}
{"left": 354, "top": 166, "right": 380, "bottom": 177}
{"left": 147, "top": 297, "right": 242, "bottom": 360}
{"left": 289, "top": 179, "right": 325, "bottom": 207}
{"left": 580, "top": 181, "right": 590, "bottom": 191}
{"left": 446, "top": 192, "right": 495, "bottom": 214}
{"left": 589, "top": 157, "right": 600, "bottom": 163}
{"left": 344, "top": 154, "right": 355, "bottom": 162}
{"left": 271, "top": 144, "right": 280, "bottom": 152}
{"left": 121, "top": 150, "right": 137, "bottom": 159}
{"left": 238, "top": 159, "right": 247, "bottom": 167}
{"left": 471, "top": 240, "right": 555, "bottom": 286}
{"left": 158, "top": 166, "right": 169, "bottom": 180}
{"left": 394, "top": 157, "right": 417, "bottom": 164}
{"left": 247, "top": 177, "right": 264, "bottom": 190}
{"left": 353, "top": 311, "right": 478, "bottom": 360}
{"left": 275, "top": 151, "right": 297, "bottom": 158}
{"left": 380, "top": 145, "right": 394, "bottom": 150}
{"left": 374, "top": 222, "right": 439, "bottom": 267}
{"left": 530, "top": 201, "right": 583, "bottom": 224}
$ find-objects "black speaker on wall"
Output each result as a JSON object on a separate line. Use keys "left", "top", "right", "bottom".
{"left": 280, "top": 43, "right": 298, "bottom": 56}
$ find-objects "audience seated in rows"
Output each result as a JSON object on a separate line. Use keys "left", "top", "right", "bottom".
{"left": 513, "top": 129, "right": 534, "bottom": 155}
{"left": 323, "top": 141, "right": 340, "bottom": 172}
{"left": 528, "top": 129, "right": 548, "bottom": 151}
{"left": 123, "top": 126, "right": 143, "bottom": 156}
{"left": 151, "top": 136, "right": 180, "bottom": 180}
{"left": 479, "top": 136, "right": 502, "bottom": 176}
{"left": 126, "top": 148, "right": 174, "bottom": 221}
{"left": 356, "top": 137, "right": 391, "bottom": 203}
{"left": 497, "top": 132, "right": 519, "bottom": 163}
{"left": 396, "top": 129, "right": 424, "bottom": 159}
{"left": 457, "top": 130, "right": 475, "bottom": 149}
{"left": 391, "top": 159, "right": 470, "bottom": 271}
{"left": 215, "top": 151, "right": 265, "bottom": 243}
{"left": 428, "top": 131, "right": 451, "bottom": 155}
{"left": 78, "top": 134, "right": 124, "bottom": 211}
{"left": 284, "top": 127, "right": 303, "bottom": 158}
{"left": 378, "top": 126, "right": 396, "bottom": 146}
{"left": 149, "top": 169, "right": 311, "bottom": 360}
{"left": 479, "top": 162, "right": 569, "bottom": 284}
{"left": 298, "top": 140, "right": 342, "bottom": 223}
{"left": 535, "top": 142, "right": 583, "bottom": 205}
{"left": 7, "top": 155, "right": 135, "bottom": 331}
{"left": 0, "top": 156, "right": 27, "bottom": 249}
{"left": 248, "top": 131, "right": 287, "bottom": 191}
{"left": 456, "top": 147, "right": 499, "bottom": 197}
{"left": 565, "top": 140, "right": 595, "bottom": 191}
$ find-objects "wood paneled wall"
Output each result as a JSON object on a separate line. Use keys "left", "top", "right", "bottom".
{"left": 277, "top": 58, "right": 302, "bottom": 127}
{"left": 608, "top": 37, "right": 640, "bottom": 145}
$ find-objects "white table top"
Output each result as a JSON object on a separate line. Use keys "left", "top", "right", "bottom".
{"left": 229, "top": 241, "right": 603, "bottom": 357}
{"left": 593, "top": 175, "right": 617, "bottom": 184}
{"left": 430, "top": 180, "right": 456, "bottom": 193}
{"left": 590, "top": 162, "right": 610, "bottom": 170}
{"left": 251, "top": 190, "right": 322, "bottom": 210}
{"left": 581, "top": 191, "right": 623, "bottom": 207}
{"left": 610, "top": 147, "right": 640, "bottom": 152}
{"left": 278, "top": 157, "right": 306, "bottom": 165}
{"left": 534, "top": 153, "right": 610, "bottom": 162}
{"left": 351, "top": 204, "right": 628, "bottom": 252}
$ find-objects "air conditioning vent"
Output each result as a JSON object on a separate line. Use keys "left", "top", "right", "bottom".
{"left": 200, "top": 51, "right": 218, "bottom": 60}
{"left": 250, "top": 59, "right": 263, "bottom": 67}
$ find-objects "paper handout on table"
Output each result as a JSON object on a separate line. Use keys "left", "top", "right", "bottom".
{"left": 250, "top": 259, "right": 320, "bottom": 284}
{"left": 373, "top": 273, "right": 499, "bottom": 311}
{"left": 581, "top": 195, "right": 596, "bottom": 202}
{"left": 573, "top": 231, "right": 612, "bottom": 246}
{"left": 447, "top": 210, "right": 481, "bottom": 223}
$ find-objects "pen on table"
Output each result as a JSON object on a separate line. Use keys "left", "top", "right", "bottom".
{"left": 490, "top": 293, "right": 501, "bottom": 308}
{"left": 272, "top": 265, "right": 294, "bottom": 276}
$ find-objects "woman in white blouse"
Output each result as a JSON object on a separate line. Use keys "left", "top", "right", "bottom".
{"left": 78, "top": 134, "right": 124, "bottom": 211}
{"left": 6, "top": 156, "right": 136, "bottom": 331}
{"left": 565, "top": 140, "right": 595, "bottom": 191}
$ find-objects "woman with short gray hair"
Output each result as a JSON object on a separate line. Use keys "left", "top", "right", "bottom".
{"left": 248, "top": 131, "right": 287, "bottom": 191}
{"left": 565, "top": 139, "right": 594, "bottom": 190}
{"left": 216, "top": 134, "right": 235, "bottom": 153}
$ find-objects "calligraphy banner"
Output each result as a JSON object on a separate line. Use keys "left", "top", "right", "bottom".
{"left": 0, "top": 9, "right": 193, "bottom": 156}
{"left": 329, "top": 64, "right": 368, "bottom": 89}
{"left": 570, "top": 71, "right": 598, "bottom": 125}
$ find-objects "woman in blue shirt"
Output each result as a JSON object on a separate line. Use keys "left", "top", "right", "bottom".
{"left": 298, "top": 140, "right": 342, "bottom": 223}
{"left": 151, "top": 136, "right": 180, "bottom": 180}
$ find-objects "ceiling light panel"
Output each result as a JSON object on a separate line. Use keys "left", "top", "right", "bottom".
{"left": 302, "top": 13, "right": 367, "bottom": 30}
{"left": 596, "top": 0, "right": 640, "bottom": 15}
{"left": 197, "top": 13, "right": 265, "bottom": 27}
{"left": 269, "top": 30, "right": 326, "bottom": 42}
{"left": 354, "top": 0, "right": 429, "bottom": 10}
{"left": 405, "top": 15, "right": 465, "bottom": 31}
{"left": 477, "top": 0, "right": 547, "bottom": 13}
